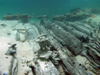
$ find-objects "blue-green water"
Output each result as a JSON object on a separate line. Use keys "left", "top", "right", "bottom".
{"left": 0, "top": 0, "right": 100, "bottom": 21}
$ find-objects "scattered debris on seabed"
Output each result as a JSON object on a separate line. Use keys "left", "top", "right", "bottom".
{"left": 0, "top": 8, "right": 100, "bottom": 75}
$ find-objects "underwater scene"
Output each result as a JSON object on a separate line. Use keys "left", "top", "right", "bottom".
{"left": 1, "top": 0, "right": 100, "bottom": 75}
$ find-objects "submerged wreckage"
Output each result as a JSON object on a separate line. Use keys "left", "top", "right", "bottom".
{"left": 1, "top": 8, "right": 100, "bottom": 75}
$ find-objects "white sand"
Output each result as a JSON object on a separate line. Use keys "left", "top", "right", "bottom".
{"left": 0, "top": 20, "right": 35, "bottom": 75}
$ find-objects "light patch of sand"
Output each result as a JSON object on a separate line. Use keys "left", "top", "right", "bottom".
{"left": 75, "top": 55, "right": 87, "bottom": 65}
{"left": 86, "top": 15, "right": 100, "bottom": 24}
{"left": 0, "top": 20, "right": 35, "bottom": 75}
{"left": 0, "top": 37, "right": 16, "bottom": 74}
